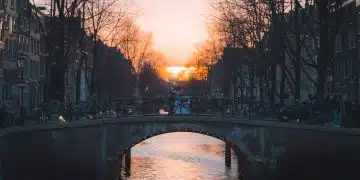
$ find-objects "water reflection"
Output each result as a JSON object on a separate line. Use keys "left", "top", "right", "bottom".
{"left": 121, "top": 132, "right": 239, "bottom": 180}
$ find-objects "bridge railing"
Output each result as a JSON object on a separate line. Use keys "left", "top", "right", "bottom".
{"left": 111, "top": 97, "right": 265, "bottom": 117}
{"left": 0, "top": 97, "right": 274, "bottom": 128}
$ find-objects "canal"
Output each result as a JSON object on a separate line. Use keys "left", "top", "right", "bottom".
{"left": 120, "top": 132, "right": 239, "bottom": 180}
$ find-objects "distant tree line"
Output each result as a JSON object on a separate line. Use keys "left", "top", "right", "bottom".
{"left": 138, "top": 62, "right": 168, "bottom": 97}
{"left": 95, "top": 41, "right": 136, "bottom": 101}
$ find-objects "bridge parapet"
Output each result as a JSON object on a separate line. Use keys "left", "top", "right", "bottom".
{"left": 1, "top": 97, "right": 270, "bottom": 129}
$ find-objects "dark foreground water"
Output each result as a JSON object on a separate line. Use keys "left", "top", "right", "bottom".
{"left": 121, "top": 132, "right": 239, "bottom": 180}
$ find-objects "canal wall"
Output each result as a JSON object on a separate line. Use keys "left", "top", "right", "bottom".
{"left": 2, "top": 125, "right": 105, "bottom": 180}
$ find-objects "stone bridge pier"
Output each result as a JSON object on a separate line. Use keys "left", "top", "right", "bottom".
{"left": 1, "top": 116, "right": 360, "bottom": 180}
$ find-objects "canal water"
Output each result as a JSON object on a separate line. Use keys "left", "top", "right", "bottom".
{"left": 120, "top": 132, "right": 239, "bottom": 180}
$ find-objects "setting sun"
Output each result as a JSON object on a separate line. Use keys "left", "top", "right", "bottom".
{"left": 166, "top": 66, "right": 196, "bottom": 80}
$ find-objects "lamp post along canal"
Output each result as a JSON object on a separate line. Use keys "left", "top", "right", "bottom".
{"left": 17, "top": 52, "right": 27, "bottom": 125}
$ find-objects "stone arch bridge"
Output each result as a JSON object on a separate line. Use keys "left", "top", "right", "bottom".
{"left": 1, "top": 116, "right": 360, "bottom": 180}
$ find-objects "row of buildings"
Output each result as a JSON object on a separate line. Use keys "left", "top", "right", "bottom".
{"left": 0, "top": 0, "right": 46, "bottom": 111}
{"left": 0, "top": 0, "right": 134, "bottom": 113}
{"left": 210, "top": 0, "right": 360, "bottom": 106}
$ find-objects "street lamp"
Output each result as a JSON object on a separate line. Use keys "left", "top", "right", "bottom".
{"left": 16, "top": 52, "right": 27, "bottom": 125}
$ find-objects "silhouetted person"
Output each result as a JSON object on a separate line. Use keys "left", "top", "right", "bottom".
{"left": 168, "top": 88, "right": 175, "bottom": 116}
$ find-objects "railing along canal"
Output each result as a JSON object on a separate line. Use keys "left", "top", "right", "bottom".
{"left": 0, "top": 97, "right": 272, "bottom": 128}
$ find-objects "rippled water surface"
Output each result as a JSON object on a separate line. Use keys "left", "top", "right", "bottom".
{"left": 121, "top": 132, "right": 239, "bottom": 180}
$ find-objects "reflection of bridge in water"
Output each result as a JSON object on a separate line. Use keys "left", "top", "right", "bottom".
{"left": 1, "top": 97, "right": 360, "bottom": 180}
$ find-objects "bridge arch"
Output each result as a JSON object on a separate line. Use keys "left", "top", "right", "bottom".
{"left": 105, "top": 122, "right": 253, "bottom": 179}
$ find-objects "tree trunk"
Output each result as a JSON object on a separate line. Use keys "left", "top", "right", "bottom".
{"left": 269, "top": 0, "right": 278, "bottom": 107}
{"left": 259, "top": 73, "right": 264, "bottom": 104}
{"left": 91, "top": 37, "right": 99, "bottom": 102}
{"left": 294, "top": 0, "right": 301, "bottom": 103}
{"left": 280, "top": 59, "right": 286, "bottom": 105}
{"left": 279, "top": 0, "right": 286, "bottom": 105}
{"left": 316, "top": 0, "right": 329, "bottom": 101}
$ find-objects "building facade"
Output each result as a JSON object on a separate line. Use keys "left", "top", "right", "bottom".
{"left": 0, "top": 0, "right": 6, "bottom": 106}
{"left": 331, "top": 0, "right": 359, "bottom": 102}
{"left": 0, "top": 0, "right": 42, "bottom": 112}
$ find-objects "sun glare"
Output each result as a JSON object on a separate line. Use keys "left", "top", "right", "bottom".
{"left": 166, "top": 66, "right": 196, "bottom": 80}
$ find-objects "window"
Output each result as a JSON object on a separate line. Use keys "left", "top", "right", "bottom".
{"left": 5, "top": 39, "right": 9, "bottom": 60}
{"left": 24, "top": 18, "right": 29, "bottom": 32}
{"left": 35, "top": 62, "right": 39, "bottom": 80}
{"left": 10, "top": 0, "right": 15, "bottom": 9}
{"left": 12, "top": 17, "right": 17, "bottom": 33}
{"left": 19, "top": 18, "right": 23, "bottom": 29}
{"left": 25, "top": 37, "right": 29, "bottom": 53}
{"left": 335, "top": 34, "right": 342, "bottom": 52}
{"left": 8, "top": 16, "right": 12, "bottom": 33}
{"left": 19, "top": 35, "right": 23, "bottom": 51}
{"left": 316, "top": 36, "right": 320, "bottom": 48}
{"left": 348, "top": 59, "right": 353, "bottom": 77}
{"left": 25, "top": 60, "right": 30, "bottom": 78}
{"left": 30, "top": 37, "right": 33, "bottom": 53}
{"left": 40, "top": 59, "right": 45, "bottom": 76}
{"left": 4, "top": 15, "right": 9, "bottom": 31}
{"left": 335, "top": 60, "right": 340, "bottom": 76}
{"left": 311, "top": 37, "right": 316, "bottom": 50}
{"left": 9, "top": 40, "right": 13, "bottom": 61}
{"left": 344, "top": 59, "right": 348, "bottom": 77}
{"left": 3, "top": 70, "right": 12, "bottom": 100}
{"left": 348, "top": 31, "right": 356, "bottom": 48}
{"left": 348, "top": 6, "right": 354, "bottom": 23}
{"left": 34, "top": 18, "right": 39, "bottom": 33}
{"left": 36, "top": 40, "right": 40, "bottom": 54}
{"left": 32, "top": 39, "right": 35, "bottom": 54}
{"left": 34, "top": 39, "right": 37, "bottom": 54}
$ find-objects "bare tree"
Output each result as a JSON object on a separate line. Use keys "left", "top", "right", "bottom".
{"left": 201, "top": 0, "right": 345, "bottom": 108}
{"left": 204, "top": 0, "right": 272, "bottom": 106}
{"left": 33, "top": 0, "right": 131, "bottom": 103}
{"left": 282, "top": 0, "right": 344, "bottom": 102}
{"left": 113, "top": 17, "right": 154, "bottom": 72}
{"left": 83, "top": 0, "right": 130, "bottom": 101}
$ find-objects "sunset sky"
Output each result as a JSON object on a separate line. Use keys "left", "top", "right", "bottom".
{"left": 133, "top": 0, "right": 211, "bottom": 65}
{"left": 35, "top": 0, "right": 212, "bottom": 66}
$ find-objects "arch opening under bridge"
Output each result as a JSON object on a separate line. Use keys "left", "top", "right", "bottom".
{"left": 110, "top": 129, "right": 250, "bottom": 179}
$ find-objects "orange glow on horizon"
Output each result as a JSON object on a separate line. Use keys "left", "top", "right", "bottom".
{"left": 165, "top": 66, "right": 197, "bottom": 81}
{"left": 133, "top": 0, "right": 211, "bottom": 64}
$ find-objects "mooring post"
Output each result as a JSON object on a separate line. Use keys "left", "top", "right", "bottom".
{"left": 124, "top": 149, "right": 131, "bottom": 176}
{"left": 225, "top": 142, "right": 231, "bottom": 168}
{"left": 105, "top": 157, "right": 120, "bottom": 180}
